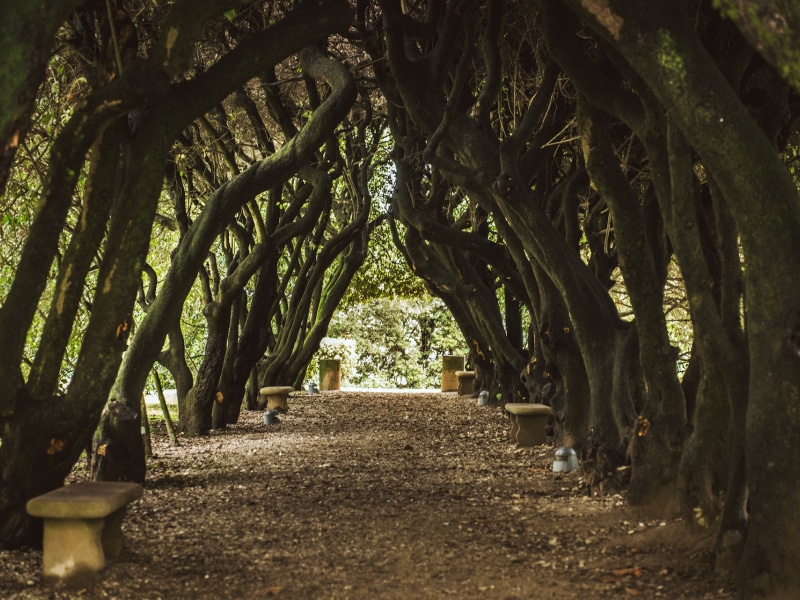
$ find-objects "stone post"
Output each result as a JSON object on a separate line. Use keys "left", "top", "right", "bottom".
{"left": 319, "top": 359, "right": 341, "bottom": 391}
{"left": 441, "top": 355, "right": 464, "bottom": 392}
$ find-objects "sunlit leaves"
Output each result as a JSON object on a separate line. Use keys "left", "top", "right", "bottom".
{"left": 325, "top": 296, "right": 468, "bottom": 388}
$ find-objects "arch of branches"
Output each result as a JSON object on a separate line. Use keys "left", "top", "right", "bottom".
{"left": 1, "top": 1, "right": 800, "bottom": 596}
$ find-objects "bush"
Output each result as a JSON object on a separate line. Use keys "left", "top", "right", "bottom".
{"left": 319, "top": 296, "right": 468, "bottom": 388}
{"left": 306, "top": 337, "right": 358, "bottom": 386}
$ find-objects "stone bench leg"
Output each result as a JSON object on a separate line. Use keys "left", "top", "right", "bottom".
{"left": 509, "top": 414, "right": 520, "bottom": 442}
{"left": 42, "top": 506, "right": 128, "bottom": 581}
{"left": 514, "top": 414, "right": 549, "bottom": 446}
{"left": 259, "top": 387, "right": 293, "bottom": 412}
{"left": 42, "top": 517, "right": 107, "bottom": 580}
{"left": 101, "top": 507, "right": 128, "bottom": 558}
{"left": 266, "top": 394, "right": 288, "bottom": 412}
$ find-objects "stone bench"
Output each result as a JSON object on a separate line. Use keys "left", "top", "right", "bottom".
{"left": 505, "top": 403, "right": 553, "bottom": 446}
{"left": 258, "top": 386, "right": 294, "bottom": 412}
{"left": 26, "top": 481, "right": 143, "bottom": 581}
{"left": 455, "top": 371, "right": 476, "bottom": 397}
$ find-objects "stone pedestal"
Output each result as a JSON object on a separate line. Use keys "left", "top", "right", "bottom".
{"left": 319, "top": 359, "right": 341, "bottom": 391}
{"left": 455, "top": 370, "right": 476, "bottom": 397}
{"left": 441, "top": 356, "right": 464, "bottom": 392}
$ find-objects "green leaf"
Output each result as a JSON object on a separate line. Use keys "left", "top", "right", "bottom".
{"left": 223, "top": 9, "right": 236, "bottom": 22}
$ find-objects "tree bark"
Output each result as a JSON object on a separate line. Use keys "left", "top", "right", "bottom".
{"left": 714, "top": 0, "right": 800, "bottom": 95}
{"left": 0, "top": 0, "right": 355, "bottom": 545}
{"left": 110, "top": 23, "right": 357, "bottom": 414}
{"left": 376, "top": 0, "right": 643, "bottom": 486}
{"left": 578, "top": 99, "right": 687, "bottom": 510}
{"left": 179, "top": 303, "right": 231, "bottom": 435}
{"left": 0, "top": 0, "right": 84, "bottom": 193}
{"left": 560, "top": 0, "right": 800, "bottom": 593}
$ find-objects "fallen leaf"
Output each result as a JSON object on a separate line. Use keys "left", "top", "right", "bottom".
{"left": 612, "top": 567, "right": 642, "bottom": 578}
{"left": 47, "top": 438, "right": 66, "bottom": 455}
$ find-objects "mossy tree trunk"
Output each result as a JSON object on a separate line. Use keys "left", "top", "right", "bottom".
{"left": 714, "top": 0, "right": 800, "bottom": 95}
{"left": 255, "top": 213, "right": 375, "bottom": 401}
{"left": 0, "top": 0, "right": 172, "bottom": 541}
{"left": 373, "top": 0, "right": 645, "bottom": 487}
{"left": 228, "top": 68, "right": 380, "bottom": 419}
{"left": 561, "top": 0, "right": 800, "bottom": 594}
{"left": 0, "top": 0, "right": 355, "bottom": 543}
{"left": 178, "top": 302, "right": 231, "bottom": 435}
{"left": 543, "top": 0, "right": 758, "bottom": 545}
{"left": 578, "top": 100, "right": 687, "bottom": 510}
{"left": 661, "top": 132, "right": 749, "bottom": 545}
{"left": 388, "top": 153, "right": 529, "bottom": 404}
{"left": 105, "top": 14, "right": 356, "bottom": 462}
{"left": 0, "top": 0, "right": 83, "bottom": 192}
{"left": 526, "top": 265, "right": 592, "bottom": 449}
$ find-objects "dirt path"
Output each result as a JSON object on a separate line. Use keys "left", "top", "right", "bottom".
{"left": 1, "top": 391, "right": 735, "bottom": 599}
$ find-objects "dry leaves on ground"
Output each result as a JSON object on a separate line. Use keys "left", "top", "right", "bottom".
{"left": 0, "top": 391, "right": 735, "bottom": 599}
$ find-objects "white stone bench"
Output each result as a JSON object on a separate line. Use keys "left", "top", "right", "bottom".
{"left": 455, "top": 371, "right": 476, "bottom": 397}
{"left": 505, "top": 403, "right": 553, "bottom": 446}
{"left": 258, "top": 386, "right": 294, "bottom": 412}
{"left": 26, "top": 481, "right": 143, "bottom": 581}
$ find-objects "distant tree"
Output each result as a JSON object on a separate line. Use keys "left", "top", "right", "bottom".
{"left": 327, "top": 296, "right": 468, "bottom": 388}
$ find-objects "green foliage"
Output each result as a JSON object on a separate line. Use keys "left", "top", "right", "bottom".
{"left": 0, "top": 50, "right": 89, "bottom": 390}
{"left": 609, "top": 260, "right": 693, "bottom": 373}
{"left": 306, "top": 337, "right": 357, "bottom": 386}
{"left": 340, "top": 136, "right": 427, "bottom": 305}
{"left": 322, "top": 296, "right": 468, "bottom": 388}
{"left": 663, "top": 263, "right": 693, "bottom": 371}
{"left": 343, "top": 220, "right": 426, "bottom": 304}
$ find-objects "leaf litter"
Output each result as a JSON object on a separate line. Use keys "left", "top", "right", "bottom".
{"left": 0, "top": 391, "right": 735, "bottom": 599}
